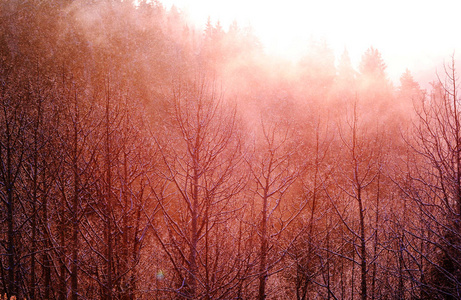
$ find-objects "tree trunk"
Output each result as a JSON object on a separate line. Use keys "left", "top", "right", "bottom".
{"left": 71, "top": 91, "right": 80, "bottom": 300}
{"left": 358, "top": 188, "right": 367, "bottom": 300}
{"left": 188, "top": 161, "right": 199, "bottom": 299}
{"left": 258, "top": 186, "right": 268, "bottom": 300}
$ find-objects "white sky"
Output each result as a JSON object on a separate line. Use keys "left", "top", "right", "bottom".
{"left": 160, "top": 0, "right": 461, "bottom": 84}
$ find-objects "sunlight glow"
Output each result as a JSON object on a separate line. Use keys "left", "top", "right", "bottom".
{"left": 160, "top": 0, "right": 461, "bottom": 82}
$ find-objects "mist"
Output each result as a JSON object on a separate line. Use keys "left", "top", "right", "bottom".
{"left": 0, "top": 0, "right": 459, "bottom": 299}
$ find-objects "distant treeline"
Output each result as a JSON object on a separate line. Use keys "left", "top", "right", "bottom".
{"left": 0, "top": 1, "right": 459, "bottom": 299}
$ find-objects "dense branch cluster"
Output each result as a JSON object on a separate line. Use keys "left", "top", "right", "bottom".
{"left": 0, "top": 1, "right": 460, "bottom": 299}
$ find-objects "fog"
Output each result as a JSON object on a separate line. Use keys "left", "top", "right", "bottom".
{"left": 163, "top": 0, "right": 461, "bottom": 85}
{"left": 0, "top": 0, "right": 460, "bottom": 299}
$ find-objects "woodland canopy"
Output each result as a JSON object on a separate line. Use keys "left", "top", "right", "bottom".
{"left": 0, "top": 1, "right": 459, "bottom": 299}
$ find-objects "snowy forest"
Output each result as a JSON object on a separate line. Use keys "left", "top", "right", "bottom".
{"left": 1, "top": 1, "right": 461, "bottom": 299}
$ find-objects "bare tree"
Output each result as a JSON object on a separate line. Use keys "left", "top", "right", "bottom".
{"left": 151, "top": 73, "right": 245, "bottom": 299}
{"left": 404, "top": 57, "right": 461, "bottom": 298}
{"left": 326, "top": 100, "right": 384, "bottom": 300}
{"left": 245, "top": 118, "right": 302, "bottom": 300}
{"left": 286, "top": 118, "right": 334, "bottom": 300}
{"left": 0, "top": 61, "right": 30, "bottom": 299}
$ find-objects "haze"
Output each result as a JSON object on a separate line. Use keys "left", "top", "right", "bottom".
{"left": 163, "top": 0, "right": 461, "bottom": 83}
{"left": 4, "top": 0, "right": 461, "bottom": 299}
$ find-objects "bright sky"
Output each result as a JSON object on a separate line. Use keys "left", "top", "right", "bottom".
{"left": 160, "top": 0, "right": 461, "bottom": 83}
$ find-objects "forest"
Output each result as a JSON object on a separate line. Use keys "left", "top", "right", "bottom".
{"left": 1, "top": 0, "right": 460, "bottom": 299}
